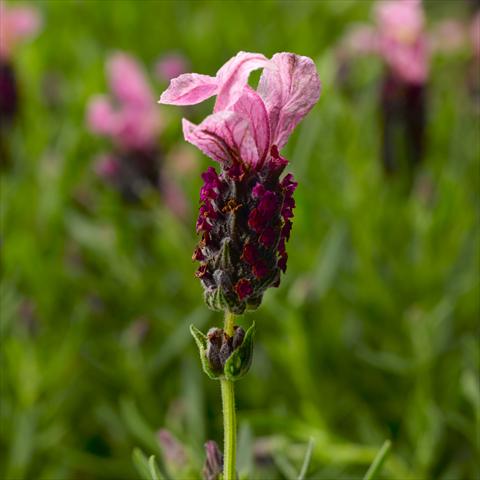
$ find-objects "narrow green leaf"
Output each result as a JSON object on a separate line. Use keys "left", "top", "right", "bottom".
{"left": 273, "top": 452, "right": 298, "bottom": 480}
{"left": 237, "top": 422, "right": 254, "bottom": 478}
{"left": 189, "top": 324, "right": 222, "bottom": 380}
{"left": 363, "top": 440, "right": 392, "bottom": 480}
{"left": 132, "top": 448, "right": 153, "bottom": 480}
{"left": 297, "top": 437, "right": 315, "bottom": 480}
{"left": 148, "top": 455, "right": 164, "bottom": 480}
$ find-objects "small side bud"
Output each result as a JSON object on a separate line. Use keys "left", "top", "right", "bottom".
{"left": 206, "top": 328, "right": 223, "bottom": 374}
{"left": 232, "top": 325, "right": 245, "bottom": 350}
{"left": 190, "top": 322, "right": 255, "bottom": 381}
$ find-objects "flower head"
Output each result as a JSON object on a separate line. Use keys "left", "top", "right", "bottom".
{"left": 375, "top": 0, "right": 429, "bottom": 84}
{"left": 159, "top": 52, "right": 320, "bottom": 313}
{"left": 338, "top": 0, "right": 428, "bottom": 85}
{"left": 0, "top": 1, "right": 42, "bottom": 60}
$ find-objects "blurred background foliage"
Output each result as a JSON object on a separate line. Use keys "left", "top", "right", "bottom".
{"left": 0, "top": 1, "right": 478, "bottom": 479}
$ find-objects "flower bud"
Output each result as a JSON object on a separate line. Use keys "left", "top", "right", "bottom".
{"left": 190, "top": 322, "right": 255, "bottom": 381}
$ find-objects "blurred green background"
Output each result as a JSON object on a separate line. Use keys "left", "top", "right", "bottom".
{"left": 1, "top": 1, "right": 479, "bottom": 479}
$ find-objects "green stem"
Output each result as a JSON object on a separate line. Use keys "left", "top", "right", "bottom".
{"left": 221, "top": 311, "right": 237, "bottom": 480}
{"left": 224, "top": 311, "right": 235, "bottom": 336}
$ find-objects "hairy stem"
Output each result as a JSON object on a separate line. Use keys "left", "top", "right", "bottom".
{"left": 224, "top": 311, "right": 235, "bottom": 336}
{"left": 221, "top": 311, "right": 236, "bottom": 480}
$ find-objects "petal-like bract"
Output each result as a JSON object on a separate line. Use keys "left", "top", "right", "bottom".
{"left": 160, "top": 73, "right": 218, "bottom": 105}
{"left": 182, "top": 111, "right": 256, "bottom": 166}
{"left": 231, "top": 86, "right": 270, "bottom": 167}
{"left": 257, "top": 53, "right": 321, "bottom": 149}
{"left": 107, "top": 52, "right": 154, "bottom": 107}
{"left": 375, "top": 0, "right": 428, "bottom": 84}
{"left": 159, "top": 51, "right": 320, "bottom": 168}
{"left": 214, "top": 51, "right": 268, "bottom": 112}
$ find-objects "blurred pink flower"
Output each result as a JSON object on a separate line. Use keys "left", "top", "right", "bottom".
{"left": 155, "top": 53, "right": 189, "bottom": 82}
{"left": 88, "top": 53, "right": 189, "bottom": 213}
{"left": 338, "top": 0, "right": 428, "bottom": 85}
{"left": 375, "top": 0, "right": 429, "bottom": 84}
{"left": 0, "top": 1, "right": 42, "bottom": 60}
{"left": 107, "top": 52, "right": 154, "bottom": 107}
{"left": 376, "top": 0, "right": 425, "bottom": 41}
{"left": 87, "top": 52, "right": 162, "bottom": 151}
{"left": 87, "top": 95, "right": 117, "bottom": 136}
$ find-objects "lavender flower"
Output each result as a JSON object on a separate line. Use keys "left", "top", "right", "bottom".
{"left": 87, "top": 52, "right": 183, "bottom": 205}
{"left": 87, "top": 52, "right": 162, "bottom": 152}
{"left": 375, "top": 0, "right": 429, "bottom": 85}
{"left": 159, "top": 52, "right": 320, "bottom": 313}
{"left": 337, "top": 0, "right": 428, "bottom": 174}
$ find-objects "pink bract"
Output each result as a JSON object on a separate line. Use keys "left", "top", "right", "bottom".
{"left": 86, "top": 52, "right": 162, "bottom": 151}
{"left": 375, "top": 0, "right": 424, "bottom": 41}
{"left": 375, "top": 0, "right": 429, "bottom": 84}
{"left": 107, "top": 52, "right": 153, "bottom": 107}
{"left": 159, "top": 51, "right": 321, "bottom": 169}
{"left": 338, "top": 0, "right": 429, "bottom": 85}
{"left": 0, "top": 1, "right": 42, "bottom": 60}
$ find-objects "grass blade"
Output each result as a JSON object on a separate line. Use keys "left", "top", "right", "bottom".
{"left": 298, "top": 437, "right": 315, "bottom": 480}
{"left": 148, "top": 455, "right": 164, "bottom": 480}
{"left": 132, "top": 448, "right": 152, "bottom": 480}
{"left": 363, "top": 440, "right": 392, "bottom": 480}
